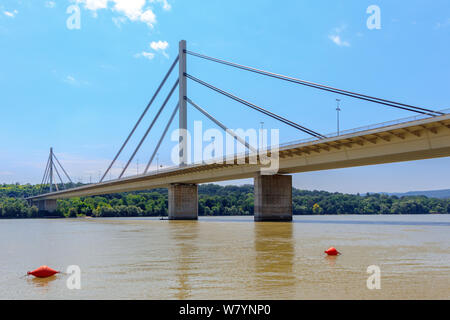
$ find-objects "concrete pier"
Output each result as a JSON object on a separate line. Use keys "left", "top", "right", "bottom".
{"left": 168, "top": 184, "right": 198, "bottom": 220}
{"left": 34, "top": 199, "right": 57, "bottom": 213}
{"left": 254, "top": 174, "right": 292, "bottom": 222}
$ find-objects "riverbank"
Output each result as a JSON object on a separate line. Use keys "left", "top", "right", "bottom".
{"left": 1, "top": 183, "right": 449, "bottom": 219}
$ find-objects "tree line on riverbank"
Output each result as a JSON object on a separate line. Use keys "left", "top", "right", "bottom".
{"left": 0, "top": 183, "right": 449, "bottom": 219}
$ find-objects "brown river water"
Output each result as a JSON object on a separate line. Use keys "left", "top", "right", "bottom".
{"left": 0, "top": 215, "right": 449, "bottom": 300}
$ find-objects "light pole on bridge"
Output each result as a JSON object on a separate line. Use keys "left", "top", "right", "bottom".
{"left": 336, "top": 99, "right": 341, "bottom": 136}
{"left": 259, "top": 122, "right": 264, "bottom": 152}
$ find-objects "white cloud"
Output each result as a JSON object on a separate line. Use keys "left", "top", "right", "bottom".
{"left": 64, "top": 75, "right": 78, "bottom": 85}
{"left": 141, "top": 52, "right": 155, "bottom": 59}
{"left": 3, "top": 10, "right": 18, "bottom": 18}
{"left": 328, "top": 25, "right": 351, "bottom": 47}
{"left": 135, "top": 40, "right": 169, "bottom": 60}
{"left": 150, "top": 40, "right": 168, "bottom": 51}
{"left": 150, "top": 0, "right": 171, "bottom": 11}
{"left": 134, "top": 51, "right": 155, "bottom": 60}
{"left": 135, "top": 41, "right": 169, "bottom": 60}
{"left": 76, "top": 0, "right": 108, "bottom": 11}
{"left": 149, "top": 40, "right": 169, "bottom": 58}
{"left": 75, "top": 0, "right": 171, "bottom": 28}
{"left": 63, "top": 75, "right": 89, "bottom": 86}
{"left": 140, "top": 9, "right": 156, "bottom": 27}
{"left": 111, "top": 1, "right": 157, "bottom": 27}
{"left": 329, "top": 35, "right": 350, "bottom": 47}
{"left": 112, "top": 0, "right": 146, "bottom": 20}
{"left": 112, "top": 16, "right": 127, "bottom": 28}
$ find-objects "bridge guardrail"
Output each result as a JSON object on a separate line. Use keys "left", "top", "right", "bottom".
{"left": 279, "top": 108, "right": 450, "bottom": 149}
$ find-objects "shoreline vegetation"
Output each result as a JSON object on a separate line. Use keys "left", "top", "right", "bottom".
{"left": 0, "top": 183, "right": 449, "bottom": 219}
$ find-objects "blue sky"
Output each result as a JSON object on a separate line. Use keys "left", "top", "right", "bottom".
{"left": 0, "top": 0, "right": 449, "bottom": 193}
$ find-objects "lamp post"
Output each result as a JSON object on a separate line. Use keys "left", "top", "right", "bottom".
{"left": 259, "top": 122, "right": 264, "bottom": 152}
{"left": 336, "top": 99, "right": 341, "bottom": 136}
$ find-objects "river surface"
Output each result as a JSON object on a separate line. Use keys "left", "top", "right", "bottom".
{"left": 0, "top": 215, "right": 449, "bottom": 300}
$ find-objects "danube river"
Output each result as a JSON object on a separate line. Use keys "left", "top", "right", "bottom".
{"left": 0, "top": 215, "right": 449, "bottom": 299}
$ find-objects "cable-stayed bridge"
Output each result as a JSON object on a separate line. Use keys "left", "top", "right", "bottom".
{"left": 28, "top": 40, "right": 450, "bottom": 221}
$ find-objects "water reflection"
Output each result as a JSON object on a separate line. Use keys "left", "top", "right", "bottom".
{"left": 325, "top": 255, "right": 339, "bottom": 267}
{"left": 253, "top": 222, "right": 295, "bottom": 296}
{"left": 27, "top": 275, "right": 58, "bottom": 292}
{"left": 168, "top": 221, "right": 199, "bottom": 300}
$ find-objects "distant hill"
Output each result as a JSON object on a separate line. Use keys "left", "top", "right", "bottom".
{"left": 387, "top": 189, "right": 450, "bottom": 199}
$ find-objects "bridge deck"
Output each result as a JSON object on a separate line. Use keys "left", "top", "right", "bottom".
{"left": 29, "top": 114, "right": 450, "bottom": 200}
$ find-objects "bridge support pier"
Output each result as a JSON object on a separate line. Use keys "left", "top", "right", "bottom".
{"left": 254, "top": 174, "right": 292, "bottom": 222}
{"left": 168, "top": 183, "right": 198, "bottom": 220}
{"left": 33, "top": 199, "right": 57, "bottom": 213}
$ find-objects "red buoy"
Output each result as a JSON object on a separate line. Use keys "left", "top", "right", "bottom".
{"left": 27, "top": 265, "right": 60, "bottom": 278}
{"left": 324, "top": 247, "right": 340, "bottom": 256}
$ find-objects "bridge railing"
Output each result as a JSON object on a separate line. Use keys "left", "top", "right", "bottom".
{"left": 278, "top": 108, "right": 450, "bottom": 149}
